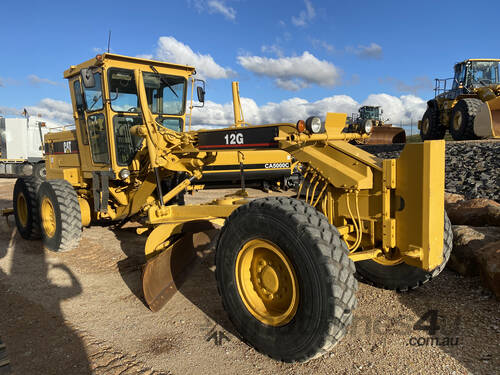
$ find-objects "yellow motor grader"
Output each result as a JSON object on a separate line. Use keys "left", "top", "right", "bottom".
{"left": 13, "top": 53, "right": 452, "bottom": 363}
{"left": 420, "top": 59, "right": 500, "bottom": 140}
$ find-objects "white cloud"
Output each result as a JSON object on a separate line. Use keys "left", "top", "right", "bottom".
{"left": 261, "top": 44, "right": 284, "bottom": 58}
{"left": 361, "top": 94, "right": 427, "bottom": 123}
{"left": 0, "top": 99, "right": 73, "bottom": 124}
{"left": 28, "top": 75, "right": 61, "bottom": 86}
{"left": 274, "top": 78, "right": 309, "bottom": 91}
{"left": 191, "top": 93, "right": 426, "bottom": 127}
{"left": 155, "top": 36, "right": 235, "bottom": 79}
{"left": 207, "top": 0, "right": 236, "bottom": 20}
{"left": 348, "top": 43, "right": 383, "bottom": 59}
{"left": 311, "top": 39, "right": 335, "bottom": 54}
{"left": 292, "top": 0, "right": 316, "bottom": 27}
{"left": 237, "top": 51, "right": 341, "bottom": 90}
{"left": 379, "top": 76, "right": 433, "bottom": 94}
{"left": 189, "top": 0, "right": 236, "bottom": 20}
{"left": 135, "top": 53, "right": 154, "bottom": 59}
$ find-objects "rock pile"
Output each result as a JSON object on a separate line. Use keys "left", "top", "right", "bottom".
{"left": 445, "top": 193, "right": 500, "bottom": 299}
{"left": 362, "top": 141, "right": 499, "bottom": 201}
{"left": 445, "top": 142, "right": 499, "bottom": 201}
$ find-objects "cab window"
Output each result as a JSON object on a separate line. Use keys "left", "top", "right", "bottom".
{"left": 143, "top": 72, "right": 186, "bottom": 115}
{"left": 87, "top": 113, "right": 109, "bottom": 164}
{"left": 113, "top": 115, "right": 143, "bottom": 166}
{"left": 108, "top": 68, "right": 139, "bottom": 112}
{"left": 84, "top": 72, "right": 103, "bottom": 111}
{"left": 156, "top": 117, "right": 183, "bottom": 132}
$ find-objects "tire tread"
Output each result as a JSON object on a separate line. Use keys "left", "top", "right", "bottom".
{"left": 215, "top": 196, "right": 358, "bottom": 362}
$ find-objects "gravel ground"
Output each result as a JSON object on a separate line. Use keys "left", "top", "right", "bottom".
{"left": 361, "top": 140, "right": 500, "bottom": 201}
{"left": 0, "top": 177, "right": 499, "bottom": 375}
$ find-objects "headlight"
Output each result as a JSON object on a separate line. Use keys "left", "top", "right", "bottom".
{"left": 363, "top": 119, "right": 373, "bottom": 134}
{"left": 119, "top": 169, "right": 130, "bottom": 179}
{"left": 305, "top": 116, "right": 324, "bottom": 133}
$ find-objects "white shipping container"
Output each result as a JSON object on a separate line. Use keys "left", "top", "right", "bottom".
{"left": 0, "top": 117, "right": 53, "bottom": 160}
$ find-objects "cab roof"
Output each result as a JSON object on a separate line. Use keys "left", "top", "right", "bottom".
{"left": 455, "top": 58, "right": 500, "bottom": 66}
{"left": 64, "top": 53, "right": 196, "bottom": 79}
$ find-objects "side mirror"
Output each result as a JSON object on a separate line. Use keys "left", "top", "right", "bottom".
{"left": 81, "top": 68, "right": 95, "bottom": 88}
{"left": 197, "top": 86, "right": 205, "bottom": 103}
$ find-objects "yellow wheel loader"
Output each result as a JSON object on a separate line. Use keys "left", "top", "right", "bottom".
{"left": 419, "top": 59, "right": 500, "bottom": 140}
{"left": 13, "top": 53, "right": 452, "bottom": 363}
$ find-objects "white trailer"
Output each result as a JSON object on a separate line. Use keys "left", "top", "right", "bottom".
{"left": 0, "top": 116, "right": 56, "bottom": 178}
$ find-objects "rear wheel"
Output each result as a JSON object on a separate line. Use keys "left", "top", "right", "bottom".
{"left": 449, "top": 98, "right": 482, "bottom": 140}
{"left": 13, "top": 177, "right": 42, "bottom": 240}
{"left": 420, "top": 106, "right": 445, "bottom": 140}
{"left": 355, "top": 212, "right": 453, "bottom": 291}
{"left": 37, "top": 179, "right": 82, "bottom": 252}
{"left": 215, "top": 197, "right": 357, "bottom": 362}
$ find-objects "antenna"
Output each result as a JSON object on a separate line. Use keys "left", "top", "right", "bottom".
{"left": 107, "top": 30, "right": 111, "bottom": 53}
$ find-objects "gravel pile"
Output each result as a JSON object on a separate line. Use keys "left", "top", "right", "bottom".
{"left": 359, "top": 141, "right": 500, "bottom": 201}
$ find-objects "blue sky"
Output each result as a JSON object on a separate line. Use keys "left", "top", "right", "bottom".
{"left": 0, "top": 0, "right": 499, "bottom": 126}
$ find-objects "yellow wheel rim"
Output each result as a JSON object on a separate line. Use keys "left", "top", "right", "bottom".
{"left": 41, "top": 196, "right": 57, "bottom": 238}
{"left": 422, "top": 117, "right": 430, "bottom": 134}
{"left": 453, "top": 111, "right": 462, "bottom": 131}
{"left": 235, "top": 239, "right": 299, "bottom": 326}
{"left": 17, "top": 193, "right": 28, "bottom": 227}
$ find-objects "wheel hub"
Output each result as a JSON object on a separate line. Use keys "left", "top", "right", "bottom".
{"left": 16, "top": 193, "right": 28, "bottom": 227}
{"left": 41, "top": 196, "right": 56, "bottom": 238}
{"left": 235, "top": 239, "right": 299, "bottom": 326}
{"left": 422, "top": 118, "right": 430, "bottom": 134}
{"left": 453, "top": 111, "right": 462, "bottom": 131}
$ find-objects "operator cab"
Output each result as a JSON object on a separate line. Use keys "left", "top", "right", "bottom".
{"left": 63, "top": 53, "right": 204, "bottom": 176}
{"left": 451, "top": 59, "right": 500, "bottom": 94}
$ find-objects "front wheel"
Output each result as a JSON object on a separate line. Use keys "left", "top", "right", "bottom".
{"left": 37, "top": 179, "right": 82, "bottom": 252}
{"left": 215, "top": 197, "right": 357, "bottom": 362}
{"left": 355, "top": 212, "right": 453, "bottom": 291}
{"left": 449, "top": 99, "right": 481, "bottom": 140}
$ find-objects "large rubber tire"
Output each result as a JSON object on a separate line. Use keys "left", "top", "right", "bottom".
{"left": 37, "top": 179, "right": 82, "bottom": 252}
{"left": 32, "top": 162, "right": 46, "bottom": 180}
{"left": 355, "top": 212, "right": 453, "bottom": 291}
{"left": 215, "top": 197, "right": 357, "bottom": 362}
{"left": 13, "top": 177, "right": 42, "bottom": 240}
{"left": 449, "top": 98, "right": 482, "bottom": 140}
{"left": 420, "top": 106, "right": 446, "bottom": 140}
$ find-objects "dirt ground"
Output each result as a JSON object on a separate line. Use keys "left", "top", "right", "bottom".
{"left": 0, "top": 178, "right": 498, "bottom": 375}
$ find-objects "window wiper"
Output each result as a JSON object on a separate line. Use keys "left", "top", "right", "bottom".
{"left": 149, "top": 65, "right": 178, "bottom": 98}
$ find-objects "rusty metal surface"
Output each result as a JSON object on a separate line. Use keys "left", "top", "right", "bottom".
{"left": 366, "top": 127, "right": 406, "bottom": 144}
{"left": 142, "top": 226, "right": 219, "bottom": 312}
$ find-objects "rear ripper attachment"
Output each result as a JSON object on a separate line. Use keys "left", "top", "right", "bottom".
{"left": 12, "top": 53, "right": 451, "bottom": 363}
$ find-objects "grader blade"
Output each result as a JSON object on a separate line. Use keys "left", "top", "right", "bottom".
{"left": 474, "top": 96, "right": 500, "bottom": 138}
{"left": 367, "top": 126, "right": 406, "bottom": 144}
{"left": 142, "top": 222, "right": 220, "bottom": 312}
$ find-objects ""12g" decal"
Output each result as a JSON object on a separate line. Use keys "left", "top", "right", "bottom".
{"left": 224, "top": 133, "right": 244, "bottom": 145}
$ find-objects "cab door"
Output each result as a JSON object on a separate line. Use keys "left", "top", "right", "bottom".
{"left": 80, "top": 69, "right": 111, "bottom": 170}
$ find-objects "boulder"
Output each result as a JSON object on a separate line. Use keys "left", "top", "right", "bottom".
{"left": 448, "top": 226, "right": 500, "bottom": 276}
{"left": 477, "top": 241, "right": 500, "bottom": 300}
{"left": 445, "top": 192, "right": 465, "bottom": 206}
{"left": 446, "top": 198, "right": 500, "bottom": 227}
